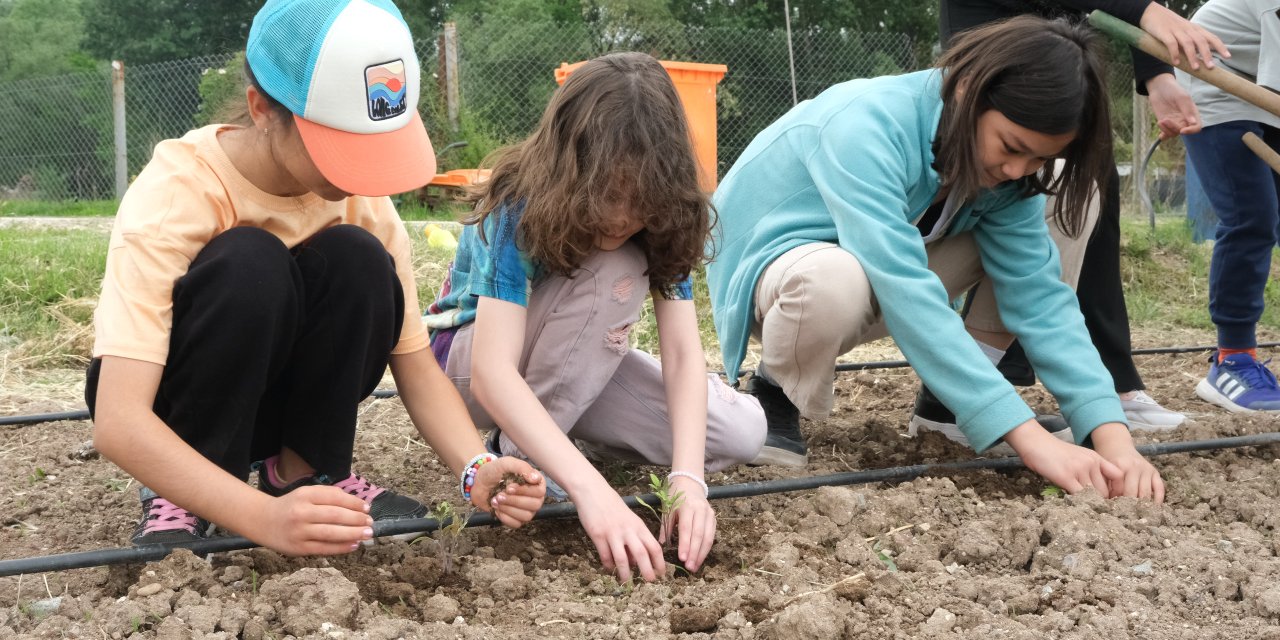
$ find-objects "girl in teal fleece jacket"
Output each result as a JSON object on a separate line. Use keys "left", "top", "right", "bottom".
{"left": 707, "top": 15, "right": 1165, "bottom": 501}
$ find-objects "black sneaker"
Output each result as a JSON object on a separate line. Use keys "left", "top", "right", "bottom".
{"left": 255, "top": 455, "right": 427, "bottom": 543}
{"left": 996, "top": 341, "right": 1037, "bottom": 387}
{"left": 131, "top": 487, "right": 214, "bottom": 546}
{"left": 908, "top": 385, "right": 1072, "bottom": 456}
{"left": 744, "top": 374, "right": 808, "bottom": 467}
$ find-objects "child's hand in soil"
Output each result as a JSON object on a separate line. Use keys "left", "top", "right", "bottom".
{"left": 256, "top": 485, "right": 373, "bottom": 556}
{"left": 577, "top": 483, "right": 666, "bottom": 582}
{"left": 1090, "top": 422, "right": 1166, "bottom": 503}
{"left": 1006, "top": 419, "right": 1122, "bottom": 498}
{"left": 663, "top": 476, "right": 716, "bottom": 572}
{"left": 472, "top": 457, "right": 545, "bottom": 527}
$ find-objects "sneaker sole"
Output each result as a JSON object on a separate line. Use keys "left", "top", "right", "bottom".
{"left": 1195, "top": 378, "right": 1258, "bottom": 414}
{"left": 908, "top": 414, "right": 1013, "bottom": 456}
{"left": 749, "top": 446, "right": 808, "bottom": 467}
{"left": 1125, "top": 417, "right": 1186, "bottom": 432}
{"left": 365, "top": 531, "right": 426, "bottom": 546}
{"left": 907, "top": 415, "right": 1072, "bottom": 457}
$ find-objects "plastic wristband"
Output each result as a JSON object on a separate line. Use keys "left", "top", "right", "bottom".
{"left": 460, "top": 452, "right": 499, "bottom": 502}
{"left": 667, "top": 471, "right": 709, "bottom": 498}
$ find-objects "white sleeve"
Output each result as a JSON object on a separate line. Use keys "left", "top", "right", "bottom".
{"left": 1257, "top": 1, "right": 1280, "bottom": 91}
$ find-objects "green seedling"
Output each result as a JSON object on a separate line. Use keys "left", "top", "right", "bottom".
{"left": 1040, "top": 485, "right": 1065, "bottom": 498}
{"left": 638, "top": 473, "right": 684, "bottom": 547}
{"left": 28, "top": 467, "right": 46, "bottom": 485}
{"left": 872, "top": 540, "right": 899, "bottom": 573}
{"left": 430, "top": 500, "right": 469, "bottom": 575}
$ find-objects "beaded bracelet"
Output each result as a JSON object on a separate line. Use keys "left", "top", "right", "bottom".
{"left": 667, "top": 471, "right": 709, "bottom": 498}
{"left": 460, "top": 452, "right": 499, "bottom": 501}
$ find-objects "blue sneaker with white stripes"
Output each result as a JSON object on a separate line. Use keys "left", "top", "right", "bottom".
{"left": 1195, "top": 352, "right": 1280, "bottom": 413}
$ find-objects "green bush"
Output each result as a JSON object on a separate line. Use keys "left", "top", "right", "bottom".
{"left": 195, "top": 52, "right": 247, "bottom": 127}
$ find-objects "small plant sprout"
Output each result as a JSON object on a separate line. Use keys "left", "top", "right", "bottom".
{"left": 430, "top": 500, "right": 469, "bottom": 575}
{"left": 1040, "top": 485, "right": 1065, "bottom": 498}
{"left": 638, "top": 473, "right": 684, "bottom": 544}
{"left": 872, "top": 540, "right": 899, "bottom": 572}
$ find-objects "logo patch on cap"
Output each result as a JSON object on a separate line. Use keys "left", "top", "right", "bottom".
{"left": 365, "top": 60, "right": 408, "bottom": 121}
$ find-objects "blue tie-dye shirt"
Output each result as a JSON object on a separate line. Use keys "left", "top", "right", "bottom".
{"left": 424, "top": 201, "right": 693, "bottom": 340}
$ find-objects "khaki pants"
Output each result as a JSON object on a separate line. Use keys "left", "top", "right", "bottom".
{"left": 753, "top": 191, "right": 1099, "bottom": 418}
{"left": 446, "top": 241, "right": 767, "bottom": 472}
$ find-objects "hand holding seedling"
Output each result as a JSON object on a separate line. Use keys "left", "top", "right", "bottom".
{"left": 1005, "top": 418, "right": 1124, "bottom": 499}
{"left": 1089, "top": 423, "right": 1166, "bottom": 503}
{"left": 470, "top": 457, "right": 545, "bottom": 528}
{"left": 662, "top": 474, "right": 716, "bottom": 573}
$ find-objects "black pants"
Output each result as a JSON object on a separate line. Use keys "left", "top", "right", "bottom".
{"left": 998, "top": 166, "right": 1142, "bottom": 392}
{"left": 86, "top": 225, "right": 405, "bottom": 481}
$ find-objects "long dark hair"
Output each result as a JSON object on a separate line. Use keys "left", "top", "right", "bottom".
{"left": 934, "top": 15, "right": 1112, "bottom": 237}
{"left": 465, "top": 52, "right": 712, "bottom": 288}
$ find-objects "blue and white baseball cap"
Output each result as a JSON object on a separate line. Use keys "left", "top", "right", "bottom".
{"left": 246, "top": 0, "right": 436, "bottom": 196}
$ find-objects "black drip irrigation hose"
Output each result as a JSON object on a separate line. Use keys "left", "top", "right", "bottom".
{"left": 4, "top": 342, "right": 1278, "bottom": 427}
{"left": 2, "top": 431, "right": 1278, "bottom": 578}
{"left": 0, "top": 409, "right": 91, "bottom": 426}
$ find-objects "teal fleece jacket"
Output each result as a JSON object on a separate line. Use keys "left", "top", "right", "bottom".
{"left": 706, "top": 69, "right": 1126, "bottom": 452}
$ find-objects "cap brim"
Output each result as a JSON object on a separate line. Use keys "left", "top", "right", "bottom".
{"left": 295, "top": 111, "right": 436, "bottom": 197}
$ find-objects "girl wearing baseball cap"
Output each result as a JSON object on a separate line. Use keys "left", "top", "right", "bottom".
{"left": 86, "top": 0, "right": 544, "bottom": 556}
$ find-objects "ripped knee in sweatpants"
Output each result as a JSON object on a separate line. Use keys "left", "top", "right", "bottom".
{"left": 604, "top": 323, "right": 632, "bottom": 355}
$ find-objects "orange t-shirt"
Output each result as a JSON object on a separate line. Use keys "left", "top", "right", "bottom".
{"left": 92, "top": 125, "right": 429, "bottom": 365}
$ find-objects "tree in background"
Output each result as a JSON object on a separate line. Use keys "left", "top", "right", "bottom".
{"left": 0, "top": 0, "right": 94, "bottom": 82}
{"left": 80, "top": 0, "right": 258, "bottom": 64}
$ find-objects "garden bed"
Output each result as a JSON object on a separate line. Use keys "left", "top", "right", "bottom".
{"left": 2, "top": 337, "right": 1279, "bottom": 639}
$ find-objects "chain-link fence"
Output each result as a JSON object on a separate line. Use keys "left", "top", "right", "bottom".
{"left": 433, "top": 17, "right": 920, "bottom": 179}
{"left": 0, "top": 68, "right": 114, "bottom": 200}
{"left": 0, "top": 16, "right": 1162, "bottom": 209}
{"left": 0, "top": 54, "right": 234, "bottom": 201}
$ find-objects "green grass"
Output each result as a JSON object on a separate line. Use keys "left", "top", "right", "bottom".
{"left": 0, "top": 197, "right": 469, "bottom": 221}
{"left": 1119, "top": 217, "right": 1280, "bottom": 332}
{"left": 394, "top": 197, "right": 472, "bottom": 222}
{"left": 0, "top": 227, "right": 108, "bottom": 367}
{"left": 2, "top": 215, "right": 1277, "bottom": 370}
{"left": 0, "top": 199, "right": 117, "bottom": 217}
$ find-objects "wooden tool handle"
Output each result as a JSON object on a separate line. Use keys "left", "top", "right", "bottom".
{"left": 1242, "top": 131, "right": 1280, "bottom": 176}
{"left": 1088, "top": 11, "right": 1280, "bottom": 120}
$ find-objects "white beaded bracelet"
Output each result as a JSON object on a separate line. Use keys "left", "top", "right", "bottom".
{"left": 667, "top": 471, "right": 709, "bottom": 497}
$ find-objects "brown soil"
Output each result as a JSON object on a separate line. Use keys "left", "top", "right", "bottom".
{"left": 3, "top": 337, "right": 1280, "bottom": 639}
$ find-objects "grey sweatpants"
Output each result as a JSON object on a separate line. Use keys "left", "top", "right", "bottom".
{"left": 753, "top": 188, "right": 1100, "bottom": 419}
{"left": 445, "top": 242, "right": 766, "bottom": 472}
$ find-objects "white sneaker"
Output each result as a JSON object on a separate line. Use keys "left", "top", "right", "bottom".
{"left": 1119, "top": 391, "right": 1185, "bottom": 432}
{"left": 907, "top": 414, "right": 1072, "bottom": 457}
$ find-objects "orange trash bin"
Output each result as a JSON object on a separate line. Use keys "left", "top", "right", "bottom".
{"left": 555, "top": 60, "right": 728, "bottom": 193}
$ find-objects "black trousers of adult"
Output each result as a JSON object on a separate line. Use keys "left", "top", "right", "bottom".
{"left": 86, "top": 224, "right": 405, "bottom": 482}
{"left": 997, "top": 166, "right": 1143, "bottom": 392}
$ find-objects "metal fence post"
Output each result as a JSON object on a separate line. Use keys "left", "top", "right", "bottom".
{"left": 442, "top": 22, "right": 460, "bottom": 134}
{"left": 1132, "top": 90, "right": 1150, "bottom": 216}
{"left": 112, "top": 60, "right": 128, "bottom": 199}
